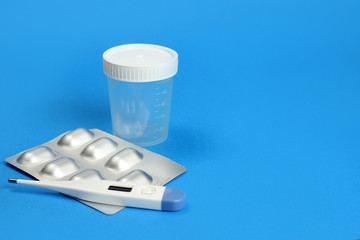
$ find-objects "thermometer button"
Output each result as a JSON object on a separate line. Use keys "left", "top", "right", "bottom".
{"left": 141, "top": 187, "right": 156, "bottom": 195}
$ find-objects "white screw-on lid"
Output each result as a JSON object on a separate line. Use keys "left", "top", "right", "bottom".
{"left": 103, "top": 44, "right": 178, "bottom": 82}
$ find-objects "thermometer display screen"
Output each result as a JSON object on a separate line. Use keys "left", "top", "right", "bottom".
{"left": 108, "top": 185, "right": 132, "bottom": 192}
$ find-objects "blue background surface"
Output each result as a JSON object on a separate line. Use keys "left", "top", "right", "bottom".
{"left": 1, "top": 0, "right": 359, "bottom": 239}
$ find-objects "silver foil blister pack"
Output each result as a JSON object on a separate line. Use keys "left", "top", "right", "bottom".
{"left": 5, "top": 128, "right": 186, "bottom": 214}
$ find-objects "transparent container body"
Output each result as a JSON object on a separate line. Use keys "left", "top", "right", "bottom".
{"left": 107, "top": 77, "right": 173, "bottom": 146}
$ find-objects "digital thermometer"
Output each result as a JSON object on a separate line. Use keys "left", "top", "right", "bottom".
{"left": 8, "top": 179, "right": 186, "bottom": 212}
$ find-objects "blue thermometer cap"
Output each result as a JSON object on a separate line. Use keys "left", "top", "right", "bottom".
{"left": 161, "top": 187, "right": 186, "bottom": 211}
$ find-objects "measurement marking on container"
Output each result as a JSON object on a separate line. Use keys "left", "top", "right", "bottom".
{"left": 153, "top": 126, "right": 164, "bottom": 132}
{"left": 154, "top": 114, "right": 166, "bottom": 119}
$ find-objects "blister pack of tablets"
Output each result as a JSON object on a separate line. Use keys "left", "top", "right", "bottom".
{"left": 5, "top": 128, "right": 186, "bottom": 214}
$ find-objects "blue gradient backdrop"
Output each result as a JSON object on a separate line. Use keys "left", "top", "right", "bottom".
{"left": 0, "top": 0, "right": 359, "bottom": 239}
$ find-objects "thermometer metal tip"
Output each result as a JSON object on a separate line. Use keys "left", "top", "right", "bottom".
{"left": 8, "top": 179, "right": 17, "bottom": 183}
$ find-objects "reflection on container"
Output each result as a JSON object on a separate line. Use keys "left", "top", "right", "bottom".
{"left": 108, "top": 78, "right": 173, "bottom": 146}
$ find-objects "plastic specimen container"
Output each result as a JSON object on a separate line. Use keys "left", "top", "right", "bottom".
{"left": 103, "top": 44, "right": 178, "bottom": 146}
